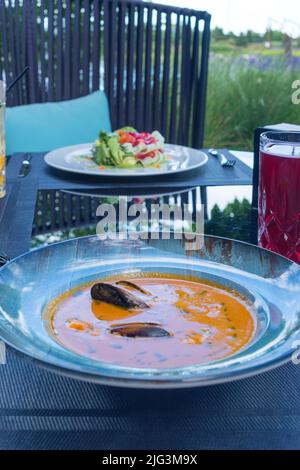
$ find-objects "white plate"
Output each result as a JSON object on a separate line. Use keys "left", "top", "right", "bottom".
{"left": 44, "top": 143, "right": 208, "bottom": 177}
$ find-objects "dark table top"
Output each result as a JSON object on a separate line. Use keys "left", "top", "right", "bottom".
{"left": 1, "top": 151, "right": 300, "bottom": 450}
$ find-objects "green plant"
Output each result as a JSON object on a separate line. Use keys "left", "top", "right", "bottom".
{"left": 205, "top": 198, "right": 253, "bottom": 242}
{"left": 204, "top": 58, "right": 300, "bottom": 150}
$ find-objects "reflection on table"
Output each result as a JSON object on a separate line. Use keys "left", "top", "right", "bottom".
{"left": 31, "top": 185, "right": 256, "bottom": 248}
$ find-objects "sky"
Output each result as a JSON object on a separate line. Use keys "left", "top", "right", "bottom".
{"left": 154, "top": 0, "right": 300, "bottom": 36}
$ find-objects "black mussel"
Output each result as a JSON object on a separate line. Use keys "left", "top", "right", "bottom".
{"left": 115, "top": 280, "right": 152, "bottom": 296}
{"left": 91, "top": 282, "right": 150, "bottom": 309}
{"left": 109, "top": 322, "right": 171, "bottom": 338}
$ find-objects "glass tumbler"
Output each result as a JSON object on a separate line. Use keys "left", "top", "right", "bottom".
{"left": 258, "top": 131, "right": 300, "bottom": 263}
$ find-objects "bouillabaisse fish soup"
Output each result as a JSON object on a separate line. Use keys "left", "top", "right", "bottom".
{"left": 44, "top": 274, "right": 255, "bottom": 369}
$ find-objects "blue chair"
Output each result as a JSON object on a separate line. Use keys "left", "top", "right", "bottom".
{"left": 1, "top": 1, "right": 210, "bottom": 150}
{"left": 5, "top": 90, "right": 112, "bottom": 155}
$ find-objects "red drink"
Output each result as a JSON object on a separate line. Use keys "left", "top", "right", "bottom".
{"left": 258, "top": 132, "right": 300, "bottom": 263}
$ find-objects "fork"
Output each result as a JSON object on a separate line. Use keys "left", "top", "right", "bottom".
{"left": 208, "top": 148, "right": 236, "bottom": 168}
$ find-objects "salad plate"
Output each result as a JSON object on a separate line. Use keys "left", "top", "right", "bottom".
{"left": 44, "top": 142, "right": 208, "bottom": 178}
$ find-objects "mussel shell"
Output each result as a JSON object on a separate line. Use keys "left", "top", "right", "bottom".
{"left": 110, "top": 322, "right": 171, "bottom": 338}
{"left": 91, "top": 282, "right": 150, "bottom": 309}
{"left": 115, "top": 280, "right": 152, "bottom": 296}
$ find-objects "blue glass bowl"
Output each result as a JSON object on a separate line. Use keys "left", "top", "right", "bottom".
{"left": 0, "top": 234, "right": 299, "bottom": 388}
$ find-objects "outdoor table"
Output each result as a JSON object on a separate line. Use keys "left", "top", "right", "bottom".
{"left": 0, "top": 150, "right": 300, "bottom": 450}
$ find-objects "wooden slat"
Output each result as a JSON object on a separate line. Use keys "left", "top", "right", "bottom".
{"left": 189, "top": 17, "right": 200, "bottom": 143}
{"left": 135, "top": 3, "right": 144, "bottom": 129}
{"left": 108, "top": 0, "right": 117, "bottom": 127}
{"left": 0, "top": 2, "right": 10, "bottom": 84}
{"left": 104, "top": 0, "right": 120, "bottom": 125}
{"left": 92, "top": 0, "right": 100, "bottom": 91}
{"left": 64, "top": 0, "right": 72, "bottom": 99}
{"left": 143, "top": 6, "right": 153, "bottom": 132}
{"left": 178, "top": 15, "right": 188, "bottom": 145}
{"left": 39, "top": 0, "right": 47, "bottom": 102}
{"left": 152, "top": 9, "right": 162, "bottom": 131}
{"left": 21, "top": 0, "right": 28, "bottom": 104}
{"left": 47, "top": 0, "right": 55, "bottom": 101}
{"left": 72, "top": 0, "right": 81, "bottom": 97}
{"left": 169, "top": 14, "right": 180, "bottom": 144}
{"left": 28, "top": 0, "right": 40, "bottom": 102}
{"left": 58, "top": 191, "right": 65, "bottom": 228}
{"left": 41, "top": 190, "right": 48, "bottom": 232}
{"left": 117, "top": 0, "right": 126, "bottom": 127}
{"left": 0, "top": 1, "right": 3, "bottom": 81}
{"left": 161, "top": 11, "right": 171, "bottom": 138}
{"left": 74, "top": 194, "right": 81, "bottom": 224}
{"left": 13, "top": 0, "right": 22, "bottom": 103}
{"left": 182, "top": 16, "right": 192, "bottom": 144}
{"left": 193, "top": 13, "right": 211, "bottom": 148}
{"left": 49, "top": 190, "right": 57, "bottom": 230}
{"left": 126, "top": 1, "right": 135, "bottom": 125}
{"left": 103, "top": 0, "right": 110, "bottom": 98}
{"left": 56, "top": 1, "right": 64, "bottom": 100}
{"left": 82, "top": 0, "right": 91, "bottom": 95}
{"left": 7, "top": 0, "right": 17, "bottom": 95}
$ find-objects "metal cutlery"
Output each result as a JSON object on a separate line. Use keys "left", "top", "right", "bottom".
{"left": 208, "top": 148, "right": 236, "bottom": 168}
{"left": 18, "top": 154, "right": 32, "bottom": 178}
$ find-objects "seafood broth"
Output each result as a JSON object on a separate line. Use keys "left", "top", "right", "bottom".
{"left": 45, "top": 274, "right": 255, "bottom": 369}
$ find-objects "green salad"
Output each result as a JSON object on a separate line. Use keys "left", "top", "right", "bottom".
{"left": 92, "top": 127, "right": 168, "bottom": 169}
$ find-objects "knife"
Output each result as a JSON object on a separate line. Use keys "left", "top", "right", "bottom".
{"left": 18, "top": 154, "right": 32, "bottom": 178}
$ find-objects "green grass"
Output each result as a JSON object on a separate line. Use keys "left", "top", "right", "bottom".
{"left": 210, "top": 40, "right": 300, "bottom": 57}
{"left": 204, "top": 57, "right": 300, "bottom": 150}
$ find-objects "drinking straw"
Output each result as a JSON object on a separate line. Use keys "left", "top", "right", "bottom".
{"left": 6, "top": 66, "right": 29, "bottom": 94}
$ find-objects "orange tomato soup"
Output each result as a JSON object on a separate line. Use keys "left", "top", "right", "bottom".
{"left": 45, "top": 274, "right": 255, "bottom": 368}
